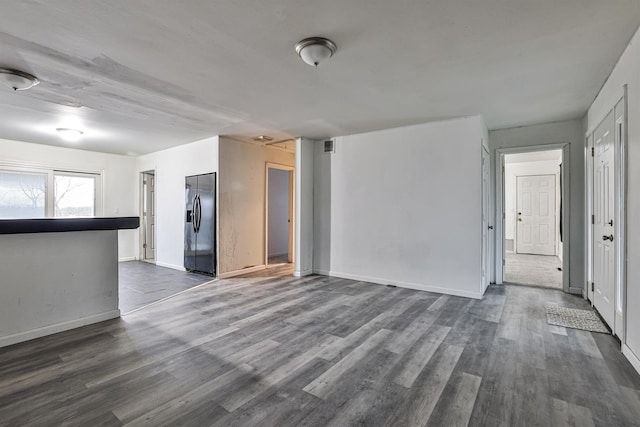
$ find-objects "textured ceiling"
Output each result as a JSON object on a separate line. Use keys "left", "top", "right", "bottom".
{"left": 0, "top": 0, "right": 639, "bottom": 155}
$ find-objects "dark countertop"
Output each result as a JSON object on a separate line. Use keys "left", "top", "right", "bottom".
{"left": 0, "top": 217, "right": 140, "bottom": 235}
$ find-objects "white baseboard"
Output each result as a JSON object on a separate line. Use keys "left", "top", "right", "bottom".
{"left": 218, "top": 265, "right": 266, "bottom": 279}
{"left": 328, "top": 270, "right": 483, "bottom": 300}
{"left": 156, "top": 261, "right": 186, "bottom": 272}
{"left": 622, "top": 344, "right": 640, "bottom": 376}
{"left": 313, "top": 269, "right": 330, "bottom": 276}
{"left": 568, "top": 286, "right": 583, "bottom": 295}
{"left": 294, "top": 269, "right": 313, "bottom": 277}
{"left": 0, "top": 309, "right": 121, "bottom": 348}
{"left": 118, "top": 256, "right": 136, "bottom": 262}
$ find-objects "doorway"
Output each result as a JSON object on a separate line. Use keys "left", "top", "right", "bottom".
{"left": 502, "top": 150, "right": 564, "bottom": 289}
{"left": 265, "top": 163, "right": 294, "bottom": 266}
{"left": 140, "top": 170, "right": 156, "bottom": 262}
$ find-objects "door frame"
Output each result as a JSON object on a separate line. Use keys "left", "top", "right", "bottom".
{"left": 482, "top": 145, "right": 490, "bottom": 293}
{"left": 265, "top": 162, "right": 295, "bottom": 266}
{"left": 139, "top": 169, "right": 157, "bottom": 263}
{"left": 585, "top": 90, "right": 627, "bottom": 338}
{"left": 495, "top": 144, "right": 571, "bottom": 292}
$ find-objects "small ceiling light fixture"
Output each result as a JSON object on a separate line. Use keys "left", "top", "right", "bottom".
{"left": 295, "top": 37, "right": 337, "bottom": 67}
{"left": 0, "top": 68, "right": 40, "bottom": 91}
{"left": 56, "top": 128, "right": 84, "bottom": 142}
{"left": 253, "top": 135, "right": 274, "bottom": 142}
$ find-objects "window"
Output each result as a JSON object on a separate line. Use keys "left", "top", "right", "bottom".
{"left": 0, "top": 167, "right": 101, "bottom": 219}
{"left": 0, "top": 171, "right": 47, "bottom": 218}
{"left": 54, "top": 173, "right": 97, "bottom": 217}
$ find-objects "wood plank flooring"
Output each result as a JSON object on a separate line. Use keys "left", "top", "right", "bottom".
{"left": 119, "top": 261, "right": 212, "bottom": 314}
{"left": 1, "top": 273, "right": 639, "bottom": 426}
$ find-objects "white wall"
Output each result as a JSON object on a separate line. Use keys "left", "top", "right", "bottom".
{"left": 137, "top": 136, "right": 219, "bottom": 271}
{"left": 268, "top": 168, "right": 290, "bottom": 257}
{"left": 313, "top": 139, "right": 332, "bottom": 274}
{"left": 296, "top": 137, "right": 315, "bottom": 277}
{"left": 586, "top": 26, "right": 640, "bottom": 372}
{"left": 0, "top": 138, "right": 138, "bottom": 260}
{"left": 504, "top": 159, "right": 562, "bottom": 260}
{"left": 313, "top": 117, "right": 486, "bottom": 299}
{"left": 489, "top": 119, "right": 584, "bottom": 292}
{"left": 218, "top": 138, "right": 294, "bottom": 274}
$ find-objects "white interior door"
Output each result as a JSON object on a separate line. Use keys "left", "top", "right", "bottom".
{"left": 142, "top": 172, "right": 156, "bottom": 261}
{"left": 516, "top": 175, "right": 556, "bottom": 255}
{"left": 593, "top": 111, "right": 615, "bottom": 327}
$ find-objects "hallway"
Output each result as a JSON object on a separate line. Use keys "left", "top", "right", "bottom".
{"left": 504, "top": 253, "right": 563, "bottom": 289}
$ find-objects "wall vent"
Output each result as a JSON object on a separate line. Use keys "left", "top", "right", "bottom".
{"left": 324, "top": 139, "right": 335, "bottom": 153}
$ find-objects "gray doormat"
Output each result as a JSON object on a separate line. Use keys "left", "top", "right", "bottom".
{"left": 546, "top": 305, "right": 610, "bottom": 333}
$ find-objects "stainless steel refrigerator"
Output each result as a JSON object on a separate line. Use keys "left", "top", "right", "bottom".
{"left": 184, "top": 173, "right": 216, "bottom": 276}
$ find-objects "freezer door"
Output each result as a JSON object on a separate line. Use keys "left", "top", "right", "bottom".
{"left": 184, "top": 175, "right": 198, "bottom": 272}
{"left": 194, "top": 173, "right": 216, "bottom": 276}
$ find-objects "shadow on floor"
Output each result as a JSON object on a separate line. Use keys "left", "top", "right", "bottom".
{"left": 119, "top": 261, "right": 213, "bottom": 314}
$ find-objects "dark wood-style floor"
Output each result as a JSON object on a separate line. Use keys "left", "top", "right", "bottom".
{"left": 119, "top": 261, "right": 212, "bottom": 314}
{"left": 1, "top": 273, "right": 640, "bottom": 426}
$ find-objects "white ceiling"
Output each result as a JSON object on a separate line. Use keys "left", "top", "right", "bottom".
{"left": 0, "top": 0, "right": 639, "bottom": 155}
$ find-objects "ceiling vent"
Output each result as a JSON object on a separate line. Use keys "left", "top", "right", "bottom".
{"left": 324, "top": 139, "right": 335, "bottom": 153}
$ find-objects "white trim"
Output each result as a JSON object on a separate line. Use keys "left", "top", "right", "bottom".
{"left": 265, "top": 162, "right": 295, "bottom": 267}
{"left": 313, "top": 269, "right": 331, "bottom": 276}
{"left": 118, "top": 256, "right": 136, "bottom": 262}
{"left": 0, "top": 163, "right": 104, "bottom": 217}
{"left": 328, "top": 271, "right": 483, "bottom": 300}
{"left": 0, "top": 310, "right": 120, "bottom": 348}
{"left": 495, "top": 143, "right": 571, "bottom": 292}
{"left": 155, "top": 261, "right": 186, "bottom": 272}
{"left": 622, "top": 344, "right": 640, "bottom": 376}
{"left": 218, "top": 265, "right": 266, "bottom": 279}
{"left": 294, "top": 269, "right": 313, "bottom": 277}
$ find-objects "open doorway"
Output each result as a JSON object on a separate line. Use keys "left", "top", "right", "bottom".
{"left": 266, "top": 164, "right": 294, "bottom": 266}
{"left": 503, "top": 150, "right": 563, "bottom": 289}
{"left": 140, "top": 170, "right": 156, "bottom": 263}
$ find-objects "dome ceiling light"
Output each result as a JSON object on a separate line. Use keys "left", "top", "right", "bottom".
{"left": 0, "top": 68, "right": 40, "bottom": 91}
{"left": 295, "top": 37, "right": 337, "bottom": 67}
{"left": 56, "top": 128, "right": 84, "bottom": 142}
{"left": 253, "top": 135, "right": 274, "bottom": 142}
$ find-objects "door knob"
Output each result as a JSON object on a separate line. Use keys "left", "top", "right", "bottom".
{"left": 518, "top": 218, "right": 522, "bottom": 222}
{"left": 488, "top": 225, "right": 494, "bottom": 230}
{"left": 603, "top": 235, "right": 614, "bottom": 241}
{"left": 608, "top": 220, "right": 614, "bottom": 226}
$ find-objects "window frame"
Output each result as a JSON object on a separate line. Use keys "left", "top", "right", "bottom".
{"left": 0, "top": 163, "right": 103, "bottom": 218}
{"left": 53, "top": 170, "right": 102, "bottom": 217}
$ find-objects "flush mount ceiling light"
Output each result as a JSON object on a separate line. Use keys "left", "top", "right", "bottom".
{"left": 56, "top": 128, "right": 84, "bottom": 142}
{"left": 253, "top": 135, "right": 274, "bottom": 142}
{"left": 0, "top": 68, "right": 40, "bottom": 91}
{"left": 295, "top": 37, "right": 337, "bottom": 67}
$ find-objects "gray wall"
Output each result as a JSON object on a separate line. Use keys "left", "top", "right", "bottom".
{"left": 489, "top": 119, "right": 585, "bottom": 292}
{"left": 0, "top": 230, "right": 120, "bottom": 347}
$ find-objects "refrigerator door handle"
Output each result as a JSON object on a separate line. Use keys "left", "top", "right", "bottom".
{"left": 193, "top": 195, "right": 198, "bottom": 233}
{"left": 197, "top": 195, "right": 202, "bottom": 233}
